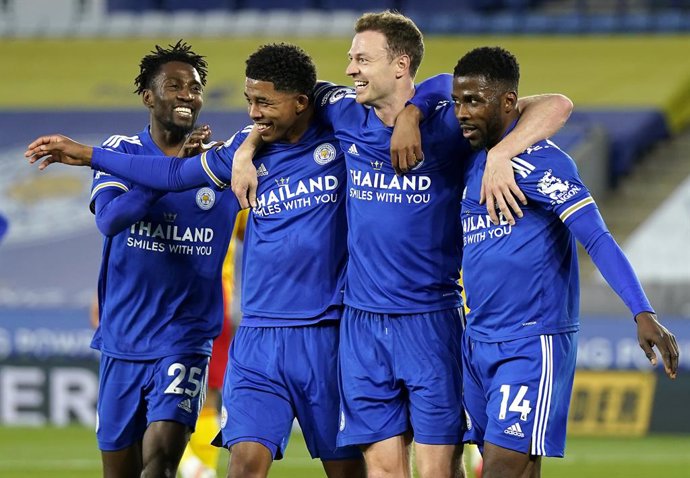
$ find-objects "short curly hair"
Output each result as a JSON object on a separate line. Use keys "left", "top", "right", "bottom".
{"left": 134, "top": 39, "right": 208, "bottom": 95}
{"left": 245, "top": 43, "right": 316, "bottom": 95}
{"left": 453, "top": 46, "right": 520, "bottom": 93}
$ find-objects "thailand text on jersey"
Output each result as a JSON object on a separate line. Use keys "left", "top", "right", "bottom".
{"left": 461, "top": 135, "right": 593, "bottom": 342}
{"left": 313, "top": 84, "right": 469, "bottom": 313}
{"left": 90, "top": 128, "right": 238, "bottom": 359}
{"left": 200, "top": 122, "right": 348, "bottom": 325}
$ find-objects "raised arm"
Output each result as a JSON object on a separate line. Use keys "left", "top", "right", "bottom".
{"left": 231, "top": 126, "right": 262, "bottom": 209}
{"left": 391, "top": 74, "right": 450, "bottom": 175}
{"left": 483, "top": 94, "right": 573, "bottom": 224}
{"left": 25, "top": 134, "right": 224, "bottom": 191}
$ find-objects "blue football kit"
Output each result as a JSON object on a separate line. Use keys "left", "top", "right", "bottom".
{"left": 91, "top": 122, "right": 359, "bottom": 461}
{"left": 313, "top": 82, "right": 469, "bottom": 447}
{"left": 460, "top": 122, "right": 654, "bottom": 456}
{"left": 90, "top": 127, "right": 238, "bottom": 451}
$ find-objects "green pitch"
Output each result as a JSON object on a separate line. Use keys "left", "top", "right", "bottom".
{"left": 1, "top": 426, "right": 688, "bottom": 477}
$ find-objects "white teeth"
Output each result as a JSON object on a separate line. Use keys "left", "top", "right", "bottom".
{"left": 255, "top": 123, "right": 270, "bottom": 132}
{"left": 354, "top": 81, "right": 367, "bottom": 88}
{"left": 174, "top": 107, "right": 192, "bottom": 116}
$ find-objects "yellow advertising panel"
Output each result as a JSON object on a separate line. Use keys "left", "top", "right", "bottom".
{"left": 568, "top": 370, "right": 656, "bottom": 437}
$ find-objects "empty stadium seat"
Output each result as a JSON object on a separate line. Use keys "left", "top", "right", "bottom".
{"left": 235, "top": 0, "right": 315, "bottom": 9}
{"left": 161, "top": 0, "right": 236, "bottom": 10}
{"left": 319, "top": 0, "right": 396, "bottom": 11}
{"left": 107, "top": 0, "right": 159, "bottom": 12}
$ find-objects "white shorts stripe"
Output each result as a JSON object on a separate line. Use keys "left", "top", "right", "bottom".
{"left": 531, "top": 335, "right": 554, "bottom": 455}
{"left": 541, "top": 336, "right": 554, "bottom": 454}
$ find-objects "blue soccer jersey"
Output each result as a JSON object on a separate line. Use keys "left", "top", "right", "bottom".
{"left": 198, "top": 123, "right": 347, "bottom": 325}
{"left": 90, "top": 121, "right": 347, "bottom": 326}
{"left": 90, "top": 127, "right": 238, "bottom": 359}
{"left": 461, "top": 133, "right": 591, "bottom": 342}
{"left": 313, "top": 84, "right": 469, "bottom": 313}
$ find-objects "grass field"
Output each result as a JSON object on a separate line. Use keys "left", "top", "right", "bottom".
{"left": 1, "top": 426, "right": 689, "bottom": 477}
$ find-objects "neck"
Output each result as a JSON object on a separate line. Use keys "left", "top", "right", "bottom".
{"left": 487, "top": 114, "right": 520, "bottom": 150}
{"left": 284, "top": 108, "right": 314, "bottom": 144}
{"left": 149, "top": 120, "right": 189, "bottom": 156}
{"left": 373, "top": 80, "right": 415, "bottom": 127}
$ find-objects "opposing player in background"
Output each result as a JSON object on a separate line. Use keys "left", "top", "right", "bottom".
{"left": 180, "top": 209, "right": 247, "bottom": 478}
{"left": 0, "top": 213, "right": 7, "bottom": 244}
{"left": 231, "top": 11, "right": 573, "bottom": 478}
{"left": 453, "top": 46, "right": 679, "bottom": 478}
{"left": 25, "top": 43, "right": 366, "bottom": 478}
{"left": 80, "top": 40, "right": 238, "bottom": 478}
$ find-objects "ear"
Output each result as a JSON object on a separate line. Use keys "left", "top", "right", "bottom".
{"left": 142, "top": 89, "right": 154, "bottom": 109}
{"left": 295, "top": 94, "right": 310, "bottom": 115}
{"left": 504, "top": 91, "right": 518, "bottom": 113}
{"left": 395, "top": 54, "right": 411, "bottom": 79}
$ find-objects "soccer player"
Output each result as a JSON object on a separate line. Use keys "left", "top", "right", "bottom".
{"left": 25, "top": 43, "right": 365, "bottom": 478}
{"left": 71, "top": 40, "right": 239, "bottom": 478}
{"left": 0, "top": 213, "right": 7, "bottom": 244}
{"left": 452, "top": 46, "right": 679, "bottom": 478}
{"left": 230, "top": 12, "right": 573, "bottom": 478}
{"left": 180, "top": 212, "right": 245, "bottom": 478}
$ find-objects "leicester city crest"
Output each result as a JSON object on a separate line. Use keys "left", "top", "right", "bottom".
{"left": 196, "top": 187, "right": 215, "bottom": 210}
{"left": 313, "top": 143, "right": 337, "bottom": 165}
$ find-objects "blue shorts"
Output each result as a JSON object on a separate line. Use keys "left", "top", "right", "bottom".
{"left": 96, "top": 353, "right": 209, "bottom": 451}
{"left": 462, "top": 332, "right": 577, "bottom": 457}
{"left": 337, "top": 306, "right": 464, "bottom": 447}
{"left": 217, "top": 323, "right": 361, "bottom": 461}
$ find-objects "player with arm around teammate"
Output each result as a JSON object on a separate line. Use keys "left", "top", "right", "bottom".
{"left": 25, "top": 43, "right": 365, "bottom": 478}
{"left": 453, "top": 46, "right": 679, "bottom": 478}
{"left": 231, "top": 11, "right": 573, "bottom": 478}
{"left": 67, "top": 41, "right": 239, "bottom": 478}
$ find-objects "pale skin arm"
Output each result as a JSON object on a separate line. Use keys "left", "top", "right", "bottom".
{"left": 485, "top": 93, "right": 573, "bottom": 224}
{"left": 231, "top": 126, "right": 263, "bottom": 209}
{"left": 391, "top": 93, "right": 573, "bottom": 225}
{"left": 24, "top": 135, "right": 94, "bottom": 168}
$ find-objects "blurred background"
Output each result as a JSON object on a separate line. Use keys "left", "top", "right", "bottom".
{"left": 1, "top": 0, "right": 689, "bottom": 477}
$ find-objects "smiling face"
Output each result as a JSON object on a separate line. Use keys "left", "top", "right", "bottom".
{"left": 144, "top": 61, "right": 203, "bottom": 137}
{"left": 345, "top": 30, "right": 402, "bottom": 108}
{"left": 244, "top": 78, "right": 310, "bottom": 144}
{"left": 452, "top": 74, "right": 517, "bottom": 151}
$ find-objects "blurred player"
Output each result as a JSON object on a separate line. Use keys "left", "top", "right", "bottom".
{"left": 74, "top": 40, "right": 238, "bottom": 478}
{"left": 453, "top": 46, "right": 679, "bottom": 478}
{"left": 179, "top": 210, "right": 246, "bottom": 478}
{"left": 25, "top": 43, "right": 366, "bottom": 478}
{"left": 0, "top": 213, "right": 7, "bottom": 244}
{"left": 231, "top": 11, "right": 572, "bottom": 478}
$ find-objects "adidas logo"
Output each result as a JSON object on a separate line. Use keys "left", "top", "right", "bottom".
{"left": 178, "top": 398, "right": 192, "bottom": 413}
{"left": 503, "top": 422, "right": 525, "bottom": 438}
{"left": 348, "top": 144, "right": 359, "bottom": 156}
{"left": 257, "top": 163, "right": 268, "bottom": 177}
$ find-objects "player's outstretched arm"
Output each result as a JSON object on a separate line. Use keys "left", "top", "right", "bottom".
{"left": 231, "top": 127, "right": 262, "bottom": 209}
{"left": 635, "top": 311, "right": 679, "bottom": 379}
{"left": 483, "top": 93, "right": 573, "bottom": 225}
{"left": 25, "top": 135, "right": 94, "bottom": 169}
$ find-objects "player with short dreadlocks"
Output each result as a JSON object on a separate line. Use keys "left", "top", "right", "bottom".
{"left": 85, "top": 40, "right": 238, "bottom": 478}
